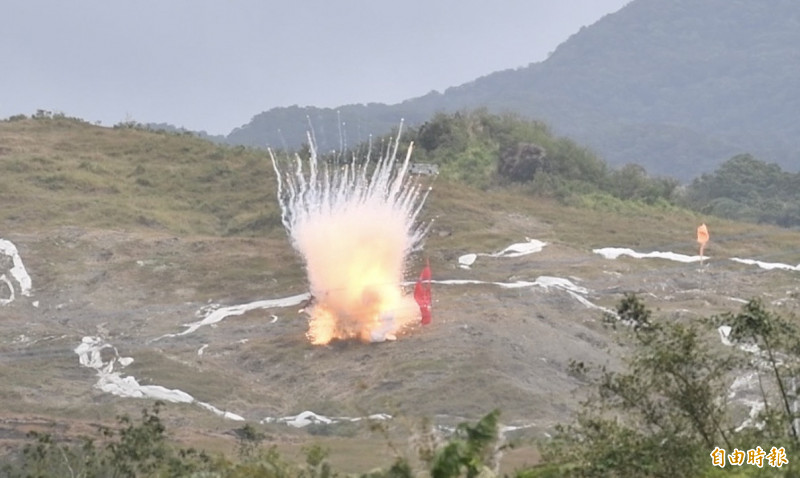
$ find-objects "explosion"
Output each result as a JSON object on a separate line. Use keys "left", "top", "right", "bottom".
{"left": 271, "top": 125, "right": 431, "bottom": 344}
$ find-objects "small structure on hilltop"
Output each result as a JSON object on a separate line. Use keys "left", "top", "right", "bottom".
{"left": 410, "top": 162, "right": 439, "bottom": 176}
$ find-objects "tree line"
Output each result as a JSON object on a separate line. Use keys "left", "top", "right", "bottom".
{"left": 682, "top": 153, "right": 800, "bottom": 228}
{"left": 385, "top": 110, "right": 799, "bottom": 228}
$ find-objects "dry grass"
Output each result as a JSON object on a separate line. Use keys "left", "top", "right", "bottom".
{"left": 3, "top": 116, "right": 798, "bottom": 265}
{"left": 2, "top": 116, "right": 800, "bottom": 473}
{"left": 0, "top": 117, "right": 282, "bottom": 237}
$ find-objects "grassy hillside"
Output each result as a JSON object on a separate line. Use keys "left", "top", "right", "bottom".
{"left": 2, "top": 114, "right": 800, "bottom": 306}
{"left": 5, "top": 115, "right": 800, "bottom": 257}
{"left": 0, "top": 115, "right": 282, "bottom": 237}
{"left": 3, "top": 115, "right": 800, "bottom": 476}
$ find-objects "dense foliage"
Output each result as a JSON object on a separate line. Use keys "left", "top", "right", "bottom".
{"left": 529, "top": 295, "right": 800, "bottom": 477}
{"left": 393, "top": 111, "right": 800, "bottom": 228}
{"left": 0, "top": 404, "right": 504, "bottom": 478}
{"left": 683, "top": 154, "right": 800, "bottom": 228}
{"left": 400, "top": 110, "right": 678, "bottom": 205}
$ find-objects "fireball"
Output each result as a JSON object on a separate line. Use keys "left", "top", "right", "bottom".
{"left": 271, "top": 127, "right": 430, "bottom": 344}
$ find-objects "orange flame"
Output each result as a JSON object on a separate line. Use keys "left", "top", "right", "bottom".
{"left": 294, "top": 203, "right": 421, "bottom": 344}
{"left": 271, "top": 125, "right": 431, "bottom": 345}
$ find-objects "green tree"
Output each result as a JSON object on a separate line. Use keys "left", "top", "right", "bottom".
{"left": 537, "top": 295, "right": 737, "bottom": 477}
{"left": 429, "top": 409, "right": 502, "bottom": 478}
{"left": 683, "top": 153, "right": 800, "bottom": 227}
{"left": 530, "top": 296, "right": 800, "bottom": 476}
{"left": 717, "top": 298, "right": 800, "bottom": 447}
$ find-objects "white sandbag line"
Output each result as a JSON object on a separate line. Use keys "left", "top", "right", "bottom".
{"left": 730, "top": 258, "right": 800, "bottom": 272}
{"left": 260, "top": 410, "right": 391, "bottom": 428}
{"left": 428, "top": 276, "right": 615, "bottom": 315}
{"left": 0, "top": 238, "right": 33, "bottom": 305}
{"left": 595, "top": 246, "right": 800, "bottom": 272}
{"left": 593, "top": 247, "right": 703, "bottom": 263}
{"left": 155, "top": 292, "right": 310, "bottom": 340}
{"left": 458, "top": 238, "right": 547, "bottom": 269}
{"left": 74, "top": 336, "right": 244, "bottom": 421}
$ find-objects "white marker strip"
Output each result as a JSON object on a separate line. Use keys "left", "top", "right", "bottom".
{"left": 731, "top": 258, "right": 800, "bottom": 272}
{"left": 75, "top": 336, "right": 244, "bottom": 421}
{"left": 157, "top": 293, "right": 310, "bottom": 339}
{"left": 261, "top": 410, "right": 391, "bottom": 428}
{"left": 593, "top": 247, "right": 702, "bottom": 263}
{"left": 0, "top": 239, "right": 33, "bottom": 304}
{"left": 458, "top": 238, "right": 547, "bottom": 268}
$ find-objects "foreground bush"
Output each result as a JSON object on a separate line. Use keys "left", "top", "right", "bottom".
{"left": 0, "top": 403, "right": 504, "bottom": 478}
{"left": 525, "top": 295, "right": 800, "bottom": 477}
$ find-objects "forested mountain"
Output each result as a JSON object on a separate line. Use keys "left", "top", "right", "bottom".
{"left": 225, "top": 0, "right": 800, "bottom": 181}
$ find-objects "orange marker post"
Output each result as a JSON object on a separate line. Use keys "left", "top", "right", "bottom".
{"left": 697, "top": 223, "right": 709, "bottom": 266}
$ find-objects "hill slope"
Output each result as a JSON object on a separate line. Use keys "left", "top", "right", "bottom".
{"left": 2, "top": 118, "right": 800, "bottom": 470}
{"left": 226, "top": 0, "right": 800, "bottom": 181}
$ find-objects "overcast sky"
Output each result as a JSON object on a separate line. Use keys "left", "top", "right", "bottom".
{"left": 2, "top": 1, "right": 630, "bottom": 135}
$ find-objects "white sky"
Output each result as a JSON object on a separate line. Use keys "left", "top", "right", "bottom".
{"left": 1, "top": 1, "right": 630, "bottom": 135}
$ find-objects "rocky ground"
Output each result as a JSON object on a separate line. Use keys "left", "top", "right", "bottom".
{"left": 2, "top": 219, "right": 799, "bottom": 470}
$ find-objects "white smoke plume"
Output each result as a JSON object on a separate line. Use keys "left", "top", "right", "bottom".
{"left": 270, "top": 124, "right": 431, "bottom": 344}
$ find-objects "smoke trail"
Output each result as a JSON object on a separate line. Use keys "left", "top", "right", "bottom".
{"left": 271, "top": 124, "right": 431, "bottom": 343}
